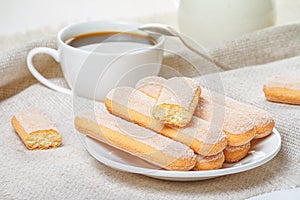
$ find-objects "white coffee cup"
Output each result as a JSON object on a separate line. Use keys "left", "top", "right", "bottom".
{"left": 27, "top": 20, "right": 165, "bottom": 101}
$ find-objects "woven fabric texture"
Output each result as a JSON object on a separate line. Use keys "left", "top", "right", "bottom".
{"left": 0, "top": 23, "right": 300, "bottom": 199}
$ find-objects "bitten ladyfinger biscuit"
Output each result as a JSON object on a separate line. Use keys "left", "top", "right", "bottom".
{"left": 263, "top": 75, "right": 300, "bottom": 105}
{"left": 105, "top": 87, "right": 227, "bottom": 156}
{"left": 11, "top": 110, "right": 62, "bottom": 150}
{"left": 151, "top": 77, "right": 201, "bottom": 127}
{"left": 74, "top": 109, "right": 196, "bottom": 171}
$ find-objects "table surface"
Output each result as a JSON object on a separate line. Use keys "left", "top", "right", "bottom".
{"left": 0, "top": 0, "right": 300, "bottom": 36}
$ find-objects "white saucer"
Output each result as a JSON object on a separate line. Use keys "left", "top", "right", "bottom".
{"left": 81, "top": 128, "right": 281, "bottom": 181}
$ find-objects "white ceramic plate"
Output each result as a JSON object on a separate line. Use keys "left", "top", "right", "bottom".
{"left": 81, "top": 128, "right": 281, "bottom": 181}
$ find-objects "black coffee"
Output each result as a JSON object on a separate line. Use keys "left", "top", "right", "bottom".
{"left": 65, "top": 31, "right": 156, "bottom": 53}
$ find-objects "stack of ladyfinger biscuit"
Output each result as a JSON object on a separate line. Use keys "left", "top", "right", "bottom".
{"left": 75, "top": 76, "right": 275, "bottom": 171}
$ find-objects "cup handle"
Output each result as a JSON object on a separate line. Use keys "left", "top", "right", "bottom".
{"left": 27, "top": 47, "right": 72, "bottom": 95}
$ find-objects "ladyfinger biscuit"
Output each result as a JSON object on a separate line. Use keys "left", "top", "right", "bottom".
{"left": 74, "top": 109, "right": 196, "bottom": 171}
{"left": 105, "top": 87, "right": 227, "bottom": 156}
{"left": 224, "top": 98, "right": 274, "bottom": 139}
{"left": 152, "top": 77, "right": 201, "bottom": 127}
{"left": 162, "top": 118, "right": 227, "bottom": 156}
{"left": 11, "top": 110, "right": 62, "bottom": 150}
{"left": 193, "top": 152, "right": 225, "bottom": 170}
{"left": 223, "top": 142, "right": 251, "bottom": 163}
{"left": 201, "top": 89, "right": 274, "bottom": 139}
{"left": 194, "top": 93, "right": 256, "bottom": 146}
{"left": 263, "top": 75, "right": 300, "bottom": 105}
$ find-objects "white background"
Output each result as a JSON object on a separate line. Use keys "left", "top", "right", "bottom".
{"left": 0, "top": 0, "right": 178, "bottom": 35}
{"left": 0, "top": 0, "right": 300, "bottom": 36}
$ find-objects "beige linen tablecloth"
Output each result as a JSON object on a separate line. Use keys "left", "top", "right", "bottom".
{"left": 0, "top": 23, "right": 300, "bottom": 199}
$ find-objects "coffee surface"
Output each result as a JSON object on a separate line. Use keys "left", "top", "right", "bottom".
{"left": 66, "top": 32, "right": 156, "bottom": 53}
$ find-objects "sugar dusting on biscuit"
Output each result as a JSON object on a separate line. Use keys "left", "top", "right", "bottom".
{"left": 107, "top": 87, "right": 156, "bottom": 117}
{"left": 178, "top": 116, "right": 226, "bottom": 144}
{"left": 225, "top": 142, "right": 251, "bottom": 152}
{"left": 264, "top": 75, "right": 300, "bottom": 91}
{"left": 135, "top": 76, "right": 166, "bottom": 99}
{"left": 195, "top": 96, "right": 255, "bottom": 135}
{"left": 156, "top": 77, "right": 200, "bottom": 111}
{"left": 15, "top": 109, "right": 58, "bottom": 134}
{"left": 196, "top": 152, "right": 224, "bottom": 163}
{"left": 79, "top": 109, "right": 195, "bottom": 159}
{"left": 224, "top": 98, "right": 274, "bottom": 127}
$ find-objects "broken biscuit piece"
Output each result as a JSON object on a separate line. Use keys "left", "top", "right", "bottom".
{"left": 152, "top": 77, "right": 201, "bottom": 127}
{"left": 11, "top": 109, "right": 62, "bottom": 150}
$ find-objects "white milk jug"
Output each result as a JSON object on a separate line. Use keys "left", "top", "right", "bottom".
{"left": 178, "top": 0, "right": 276, "bottom": 46}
